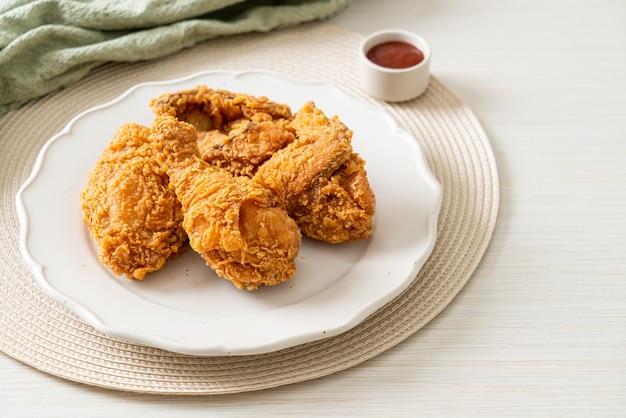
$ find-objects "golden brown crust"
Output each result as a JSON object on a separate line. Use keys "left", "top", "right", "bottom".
{"left": 80, "top": 123, "right": 187, "bottom": 279}
{"left": 253, "top": 101, "right": 354, "bottom": 201}
{"left": 197, "top": 115, "right": 296, "bottom": 177}
{"left": 150, "top": 115, "right": 301, "bottom": 290}
{"left": 254, "top": 102, "right": 376, "bottom": 243}
{"left": 289, "top": 153, "right": 376, "bottom": 243}
{"left": 150, "top": 85, "right": 292, "bottom": 131}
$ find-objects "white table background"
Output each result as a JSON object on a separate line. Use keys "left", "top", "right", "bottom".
{"left": 1, "top": 0, "right": 624, "bottom": 416}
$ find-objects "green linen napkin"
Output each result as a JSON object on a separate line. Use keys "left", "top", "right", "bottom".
{"left": 0, "top": 0, "right": 351, "bottom": 116}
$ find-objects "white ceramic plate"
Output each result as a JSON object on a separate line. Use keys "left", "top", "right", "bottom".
{"left": 16, "top": 71, "right": 442, "bottom": 356}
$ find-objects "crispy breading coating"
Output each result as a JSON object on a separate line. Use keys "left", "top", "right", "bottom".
{"left": 80, "top": 123, "right": 187, "bottom": 279}
{"left": 254, "top": 102, "right": 376, "bottom": 242}
{"left": 150, "top": 115, "right": 301, "bottom": 290}
{"left": 150, "top": 85, "right": 292, "bottom": 132}
{"left": 197, "top": 114, "right": 296, "bottom": 177}
{"left": 289, "top": 153, "right": 376, "bottom": 243}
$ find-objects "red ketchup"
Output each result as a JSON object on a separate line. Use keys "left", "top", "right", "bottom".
{"left": 366, "top": 41, "right": 424, "bottom": 69}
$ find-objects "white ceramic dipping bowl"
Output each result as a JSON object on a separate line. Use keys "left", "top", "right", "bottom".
{"left": 359, "top": 30, "right": 431, "bottom": 102}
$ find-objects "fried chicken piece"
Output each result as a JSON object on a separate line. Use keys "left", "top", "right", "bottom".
{"left": 254, "top": 102, "right": 376, "bottom": 243}
{"left": 150, "top": 115, "right": 301, "bottom": 290}
{"left": 150, "top": 85, "right": 292, "bottom": 132}
{"left": 253, "top": 102, "right": 353, "bottom": 202}
{"left": 80, "top": 123, "right": 187, "bottom": 279}
{"left": 152, "top": 86, "right": 295, "bottom": 176}
{"left": 288, "top": 153, "right": 376, "bottom": 243}
{"left": 197, "top": 114, "right": 296, "bottom": 177}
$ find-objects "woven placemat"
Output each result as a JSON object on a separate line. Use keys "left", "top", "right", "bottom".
{"left": 0, "top": 23, "right": 499, "bottom": 394}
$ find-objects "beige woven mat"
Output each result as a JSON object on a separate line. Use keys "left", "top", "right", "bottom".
{"left": 0, "top": 23, "right": 499, "bottom": 394}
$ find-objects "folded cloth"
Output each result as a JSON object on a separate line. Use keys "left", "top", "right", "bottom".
{"left": 0, "top": 0, "right": 351, "bottom": 116}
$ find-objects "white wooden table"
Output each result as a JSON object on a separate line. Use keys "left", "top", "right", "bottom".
{"left": 1, "top": 1, "right": 624, "bottom": 415}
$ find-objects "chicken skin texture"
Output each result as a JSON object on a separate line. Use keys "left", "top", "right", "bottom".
{"left": 197, "top": 113, "right": 296, "bottom": 177}
{"left": 150, "top": 115, "right": 301, "bottom": 290}
{"left": 152, "top": 86, "right": 296, "bottom": 176}
{"left": 80, "top": 123, "right": 187, "bottom": 279}
{"left": 288, "top": 153, "right": 376, "bottom": 243}
{"left": 254, "top": 102, "right": 376, "bottom": 243}
{"left": 150, "top": 85, "right": 292, "bottom": 132}
{"left": 253, "top": 102, "right": 353, "bottom": 202}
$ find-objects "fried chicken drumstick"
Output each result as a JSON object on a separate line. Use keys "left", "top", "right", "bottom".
{"left": 150, "top": 115, "right": 301, "bottom": 290}
{"left": 80, "top": 123, "right": 187, "bottom": 279}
